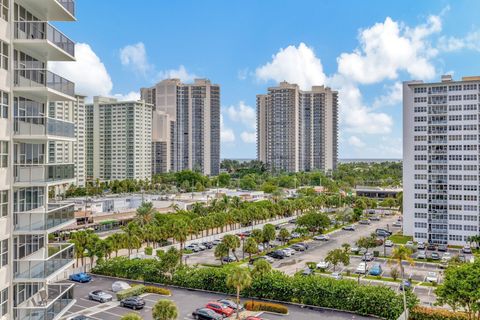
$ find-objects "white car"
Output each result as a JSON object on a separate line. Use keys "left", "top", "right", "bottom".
{"left": 313, "top": 235, "right": 330, "bottom": 241}
{"left": 441, "top": 252, "right": 452, "bottom": 262}
{"left": 332, "top": 272, "right": 343, "bottom": 280}
{"left": 426, "top": 272, "right": 438, "bottom": 283}
{"left": 463, "top": 245, "right": 472, "bottom": 254}
{"left": 282, "top": 249, "right": 292, "bottom": 257}
{"left": 384, "top": 240, "right": 393, "bottom": 247}
{"left": 417, "top": 251, "right": 427, "bottom": 259}
{"left": 406, "top": 241, "right": 414, "bottom": 247}
{"left": 317, "top": 261, "right": 330, "bottom": 269}
{"left": 356, "top": 262, "right": 368, "bottom": 274}
{"left": 283, "top": 248, "right": 296, "bottom": 256}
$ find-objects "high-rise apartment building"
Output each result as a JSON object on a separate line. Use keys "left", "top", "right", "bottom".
{"left": 403, "top": 75, "right": 480, "bottom": 245}
{"left": 256, "top": 81, "right": 338, "bottom": 172}
{"left": 141, "top": 78, "right": 221, "bottom": 176}
{"left": 0, "top": 1, "right": 77, "bottom": 319}
{"left": 86, "top": 97, "right": 153, "bottom": 181}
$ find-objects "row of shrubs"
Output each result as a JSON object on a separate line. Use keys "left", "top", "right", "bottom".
{"left": 144, "top": 285, "right": 171, "bottom": 296}
{"left": 244, "top": 301, "right": 288, "bottom": 314}
{"left": 92, "top": 258, "right": 417, "bottom": 320}
{"left": 409, "top": 306, "right": 468, "bottom": 320}
{"left": 117, "top": 285, "right": 145, "bottom": 300}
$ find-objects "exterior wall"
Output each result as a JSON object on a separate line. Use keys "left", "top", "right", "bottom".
{"left": 404, "top": 75, "right": 480, "bottom": 245}
{"left": 256, "top": 82, "right": 338, "bottom": 173}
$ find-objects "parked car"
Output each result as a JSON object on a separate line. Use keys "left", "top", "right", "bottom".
{"left": 317, "top": 261, "right": 330, "bottom": 269}
{"left": 69, "top": 273, "right": 91, "bottom": 283}
{"left": 406, "top": 241, "right": 415, "bottom": 248}
{"left": 426, "top": 272, "right": 438, "bottom": 283}
{"left": 212, "top": 239, "right": 221, "bottom": 246}
{"left": 290, "top": 244, "right": 306, "bottom": 252}
{"left": 369, "top": 216, "right": 380, "bottom": 221}
{"left": 438, "top": 244, "right": 447, "bottom": 252}
{"left": 430, "top": 252, "right": 440, "bottom": 260}
{"left": 356, "top": 262, "right": 368, "bottom": 274}
{"left": 462, "top": 245, "right": 472, "bottom": 254}
{"left": 297, "top": 242, "right": 309, "bottom": 250}
{"left": 393, "top": 221, "right": 402, "bottom": 227}
{"left": 88, "top": 290, "right": 113, "bottom": 303}
{"left": 417, "top": 251, "right": 427, "bottom": 259}
{"left": 192, "top": 308, "right": 224, "bottom": 320}
{"left": 400, "top": 279, "right": 412, "bottom": 291}
{"left": 359, "top": 219, "right": 371, "bottom": 225}
{"left": 206, "top": 301, "right": 234, "bottom": 317}
{"left": 283, "top": 248, "right": 296, "bottom": 256}
{"left": 221, "top": 256, "right": 236, "bottom": 263}
{"left": 202, "top": 242, "right": 214, "bottom": 249}
{"left": 246, "top": 317, "right": 264, "bottom": 320}
{"left": 249, "top": 255, "right": 274, "bottom": 265}
{"left": 417, "top": 241, "right": 425, "bottom": 250}
{"left": 384, "top": 240, "right": 393, "bottom": 247}
{"left": 281, "top": 249, "right": 292, "bottom": 257}
{"left": 313, "top": 234, "right": 330, "bottom": 241}
{"left": 350, "top": 246, "right": 360, "bottom": 254}
{"left": 332, "top": 272, "right": 343, "bottom": 280}
{"left": 268, "top": 250, "right": 286, "bottom": 259}
{"left": 441, "top": 252, "right": 452, "bottom": 262}
{"left": 185, "top": 244, "right": 200, "bottom": 252}
{"left": 69, "top": 316, "right": 96, "bottom": 320}
{"left": 120, "top": 297, "right": 145, "bottom": 310}
{"left": 342, "top": 225, "right": 355, "bottom": 231}
{"left": 427, "top": 243, "right": 437, "bottom": 251}
{"left": 362, "top": 252, "right": 374, "bottom": 262}
{"left": 368, "top": 263, "right": 382, "bottom": 276}
{"left": 375, "top": 228, "right": 392, "bottom": 237}
{"left": 218, "top": 299, "right": 243, "bottom": 311}
{"left": 302, "top": 267, "right": 313, "bottom": 276}
{"left": 290, "top": 232, "right": 301, "bottom": 238}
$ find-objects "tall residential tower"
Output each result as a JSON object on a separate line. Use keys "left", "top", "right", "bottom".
{"left": 403, "top": 75, "right": 480, "bottom": 245}
{"left": 141, "top": 78, "right": 221, "bottom": 176}
{"left": 256, "top": 81, "right": 338, "bottom": 172}
{"left": 0, "top": 0, "right": 77, "bottom": 319}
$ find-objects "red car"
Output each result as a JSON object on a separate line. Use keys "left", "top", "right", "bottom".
{"left": 205, "top": 301, "right": 234, "bottom": 317}
{"left": 246, "top": 317, "right": 263, "bottom": 320}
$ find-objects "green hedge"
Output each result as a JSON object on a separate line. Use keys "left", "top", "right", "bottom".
{"left": 93, "top": 258, "right": 417, "bottom": 320}
{"left": 145, "top": 247, "right": 153, "bottom": 255}
{"left": 245, "top": 301, "right": 288, "bottom": 314}
{"left": 117, "top": 284, "right": 145, "bottom": 300}
{"left": 409, "top": 306, "right": 468, "bottom": 320}
{"left": 145, "top": 286, "right": 171, "bottom": 296}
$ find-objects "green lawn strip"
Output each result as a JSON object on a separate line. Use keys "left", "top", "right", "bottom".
{"left": 387, "top": 234, "right": 413, "bottom": 244}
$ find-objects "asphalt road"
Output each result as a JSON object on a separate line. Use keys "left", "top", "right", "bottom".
{"left": 62, "top": 275, "right": 375, "bottom": 320}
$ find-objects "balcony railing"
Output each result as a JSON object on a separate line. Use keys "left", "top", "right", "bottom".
{"left": 14, "top": 69, "right": 74, "bottom": 97}
{"left": 14, "top": 203, "right": 75, "bottom": 232}
{"left": 14, "top": 164, "right": 74, "bottom": 184}
{"left": 14, "top": 21, "right": 75, "bottom": 57}
{"left": 14, "top": 243, "right": 74, "bottom": 280}
{"left": 14, "top": 117, "right": 75, "bottom": 138}
{"left": 14, "top": 283, "right": 74, "bottom": 320}
{"left": 57, "top": 0, "right": 75, "bottom": 17}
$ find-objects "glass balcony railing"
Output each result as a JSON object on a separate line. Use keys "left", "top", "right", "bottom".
{"left": 57, "top": 0, "right": 75, "bottom": 17}
{"left": 14, "top": 164, "right": 74, "bottom": 184}
{"left": 14, "top": 21, "right": 75, "bottom": 57}
{"left": 14, "top": 117, "right": 75, "bottom": 138}
{"left": 14, "top": 203, "right": 75, "bottom": 232}
{"left": 14, "top": 69, "right": 74, "bottom": 97}
{"left": 14, "top": 243, "right": 74, "bottom": 280}
{"left": 14, "top": 284, "right": 74, "bottom": 320}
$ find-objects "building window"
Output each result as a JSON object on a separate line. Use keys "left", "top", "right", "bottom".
{"left": 0, "top": 91, "right": 6, "bottom": 118}
{"left": 0, "top": 287, "right": 6, "bottom": 316}
{"left": 0, "top": 41, "right": 7, "bottom": 70}
{"left": 0, "top": 190, "right": 6, "bottom": 217}
{"left": 0, "top": 239, "right": 6, "bottom": 267}
{"left": 0, "top": 141, "right": 7, "bottom": 167}
{"left": 0, "top": 0, "right": 7, "bottom": 22}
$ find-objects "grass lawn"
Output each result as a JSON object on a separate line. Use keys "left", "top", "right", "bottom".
{"left": 388, "top": 233, "right": 413, "bottom": 244}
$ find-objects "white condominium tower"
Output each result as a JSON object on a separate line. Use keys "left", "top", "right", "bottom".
{"left": 403, "top": 75, "right": 480, "bottom": 245}
{"left": 0, "top": 0, "right": 77, "bottom": 319}
{"left": 86, "top": 97, "right": 153, "bottom": 181}
{"left": 257, "top": 81, "right": 338, "bottom": 172}
{"left": 141, "top": 78, "right": 221, "bottom": 176}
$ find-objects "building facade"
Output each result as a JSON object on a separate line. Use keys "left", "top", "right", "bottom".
{"left": 86, "top": 97, "right": 153, "bottom": 181}
{"left": 403, "top": 75, "right": 480, "bottom": 245}
{"left": 141, "top": 78, "right": 221, "bottom": 176}
{"left": 0, "top": 0, "right": 78, "bottom": 319}
{"left": 256, "top": 81, "right": 338, "bottom": 172}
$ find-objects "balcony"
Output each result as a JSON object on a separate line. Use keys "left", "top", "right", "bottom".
{"left": 429, "top": 218, "right": 448, "bottom": 224}
{"left": 429, "top": 229, "right": 448, "bottom": 235}
{"left": 13, "top": 284, "right": 75, "bottom": 320}
{"left": 14, "top": 117, "right": 75, "bottom": 141}
{"left": 14, "top": 164, "right": 74, "bottom": 186}
{"left": 14, "top": 203, "right": 75, "bottom": 233}
{"left": 14, "top": 21, "right": 75, "bottom": 61}
{"left": 16, "top": 0, "right": 75, "bottom": 21}
{"left": 14, "top": 243, "right": 74, "bottom": 281}
{"left": 14, "top": 69, "right": 75, "bottom": 101}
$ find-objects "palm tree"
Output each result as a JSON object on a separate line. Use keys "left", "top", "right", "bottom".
{"left": 70, "top": 230, "right": 90, "bottom": 267}
{"left": 226, "top": 267, "right": 252, "bottom": 320}
{"left": 173, "top": 220, "right": 189, "bottom": 263}
{"left": 122, "top": 223, "right": 142, "bottom": 257}
{"left": 135, "top": 202, "right": 156, "bottom": 227}
{"left": 152, "top": 299, "right": 178, "bottom": 320}
{"left": 390, "top": 245, "right": 414, "bottom": 320}
{"left": 223, "top": 235, "right": 241, "bottom": 261}
{"left": 108, "top": 233, "right": 124, "bottom": 257}
{"left": 251, "top": 259, "right": 272, "bottom": 278}
{"left": 214, "top": 242, "right": 229, "bottom": 264}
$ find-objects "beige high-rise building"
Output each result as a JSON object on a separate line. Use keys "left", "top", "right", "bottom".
{"left": 0, "top": 1, "right": 78, "bottom": 319}
{"left": 141, "top": 78, "right": 220, "bottom": 176}
{"left": 257, "top": 81, "right": 338, "bottom": 172}
{"left": 86, "top": 97, "right": 153, "bottom": 181}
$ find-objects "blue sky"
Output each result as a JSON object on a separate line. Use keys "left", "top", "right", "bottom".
{"left": 51, "top": 0, "right": 480, "bottom": 159}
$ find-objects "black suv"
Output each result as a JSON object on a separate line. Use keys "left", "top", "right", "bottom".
{"left": 120, "top": 297, "right": 145, "bottom": 310}
{"left": 267, "top": 250, "right": 286, "bottom": 259}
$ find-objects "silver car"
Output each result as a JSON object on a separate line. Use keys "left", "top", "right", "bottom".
{"left": 88, "top": 290, "right": 113, "bottom": 303}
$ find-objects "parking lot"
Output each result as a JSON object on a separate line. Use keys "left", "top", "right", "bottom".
{"left": 62, "top": 275, "right": 374, "bottom": 320}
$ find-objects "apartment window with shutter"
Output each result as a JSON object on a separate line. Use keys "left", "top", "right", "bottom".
{"left": 0, "top": 141, "right": 7, "bottom": 167}
{"left": 0, "top": 287, "right": 7, "bottom": 316}
{"left": 0, "top": 190, "right": 6, "bottom": 217}
{"left": 0, "top": 0, "right": 8, "bottom": 22}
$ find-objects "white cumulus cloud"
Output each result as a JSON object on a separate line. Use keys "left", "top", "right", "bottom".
{"left": 348, "top": 136, "right": 366, "bottom": 148}
{"left": 119, "top": 42, "right": 151, "bottom": 76}
{"left": 372, "top": 82, "right": 403, "bottom": 109}
{"left": 438, "top": 30, "right": 480, "bottom": 52}
{"left": 227, "top": 101, "right": 256, "bottom": 130}
{"left": 240, "top": 131, "right": 256, "bottom": 143}
{"left": 220, "top": 115, "right": 235, "bottom": 143}
{"left": 157, "top": 65, "right": 197, "bottom": 83}
{"left": 255, "top": 43, "right": 326, "bottom": 90}
{"left": 113, "top": 91, "right": 141, "bottom": 101}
